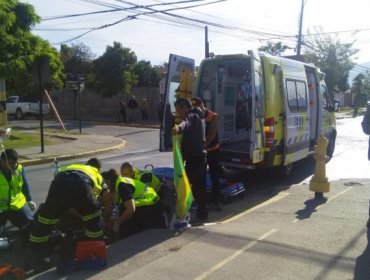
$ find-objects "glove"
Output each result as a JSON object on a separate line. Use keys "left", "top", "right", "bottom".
{"left": 28, "top": 201, "right": 36, "bottom": 211}
{"left": 112, "top": 221, "right": 120, "bottom": 234}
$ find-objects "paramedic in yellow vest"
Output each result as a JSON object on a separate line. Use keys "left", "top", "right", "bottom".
{"left": 102, "top": 169, "right": 165, "bottom": 239}
{"left": 120, "top": 162, "right": 161, "bottom": 192}
{"left": 29, "top": 158, "right": 112, "bottom": 251}
{"left": 0, "top": 149, "right": 36, "bottom": 237}
{"left": 192, "top": 97, "right": 222, "bottom": 211}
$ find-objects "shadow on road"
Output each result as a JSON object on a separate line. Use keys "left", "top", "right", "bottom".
{"left": 227, "top": 156, "right": 315, "bottom": 198}
{"left": 354, "top": 228, "right": 370, "bottom": 280}
{"left": 295, "top": 197, "right": 328, "bottom": 220}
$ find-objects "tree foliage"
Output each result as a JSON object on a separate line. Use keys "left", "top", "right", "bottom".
{"left": 93, "top": 42, "right": 138, "bottom": 97}
{"left": 60, "top": 43, "right": 95, "bottom": 89}
{"left": 258, "top": 42, "right": 291, "bottom": 56}
{"left": 133, "top": 60, "right": 161, "bottom": 87}
{"left": 303, "top": 27, "right": 359, "bottom": 93}
{"left": 351, "top": 73, "right": 370, "bottom": 95}
{"left": 0, "top": 0, "right": 64, "bottom": 95}
{"left": 60, "top": 43, "right": 95, "bottom": 75}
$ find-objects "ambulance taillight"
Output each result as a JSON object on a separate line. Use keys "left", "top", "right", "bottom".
{"left": 264, "top": 117, "right": 275, "bottom": 148}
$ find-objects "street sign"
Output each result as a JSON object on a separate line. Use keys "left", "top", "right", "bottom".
{"left": 66, "top": 73, "right": 85, "bottom": 91}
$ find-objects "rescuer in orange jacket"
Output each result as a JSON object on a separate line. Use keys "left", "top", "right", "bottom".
{"left": 192, "top": 97, "right": 222, "bottom": 211}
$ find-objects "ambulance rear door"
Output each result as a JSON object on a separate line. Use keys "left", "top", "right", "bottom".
{"left": 248, "top": 50, "right": 264, "bottom": 163}
{"left": 281, "top": 59, "right": 310, "bottom": 164}
{"left": 159, "top": 54, "right": 195, "bottom": 152}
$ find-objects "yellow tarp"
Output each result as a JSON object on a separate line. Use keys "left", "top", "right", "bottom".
{"left": 172, "top": 135, "right": 193, "bottom": 219}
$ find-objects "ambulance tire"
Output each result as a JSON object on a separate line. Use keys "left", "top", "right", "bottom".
{"left": 326, "top": 130, "right": 336, "bottom": 160}
{"left": 277, "top": 163, "right": 293, "bottom": 177}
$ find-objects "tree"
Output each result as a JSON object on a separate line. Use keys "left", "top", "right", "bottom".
{"left": 0, "top": 0, "right": 64, "bottom": 95}
{"left": 93, "top": 42, "right": 137, "bottom": 97}
{"left": 303, "top": 27, "right": 359, "bottom": 94}
{"left": 351, "top": 73, "right": 370, "bottom": 101}
{"left": 133, "top": 60, "right": 161, "bottom": 87}
{"left": 351, "top": 74, "right": 365, "bottom": 94}
{"left": 258, "top": 42, "right": 291, "bottom": 56}
{"left": 60, "top": 43, "right": 95, "bottom": 76}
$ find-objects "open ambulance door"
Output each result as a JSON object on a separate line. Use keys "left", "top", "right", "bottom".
{"left": 248, "top": 50, "right": 264, "bottom": 163}
{"left": 281, "top": 64, "right": 310, "bottom": 164}
{"left": 159, "top": 54, "right": 195, "bottom": 152}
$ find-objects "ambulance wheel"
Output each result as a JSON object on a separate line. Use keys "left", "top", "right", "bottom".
{"left": 223, "top": 196, "right": 232, "bottom": 204}
{"left": 326, "top": 130, "right": 336, "bottom": 159}
{"left": 277, "top": 163, "right": 293, "bottom": 177}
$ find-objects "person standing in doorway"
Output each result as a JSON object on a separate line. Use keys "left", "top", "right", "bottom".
{"left": 171, "top": 97, "right": 208, "bottom": 220}
{"left": 192, "top": 97, "right": 222, "bottom": 211}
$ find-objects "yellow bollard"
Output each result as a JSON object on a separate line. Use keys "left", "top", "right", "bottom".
{"left": 309, "top": 136, "right": 330, "bottom": 198}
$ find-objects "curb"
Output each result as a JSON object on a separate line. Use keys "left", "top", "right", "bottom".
{"left": 20, "top": 138, "right": 127, "bottom": 167}
{"left": 90, "top": 121, "right": 160, "bottom": 129}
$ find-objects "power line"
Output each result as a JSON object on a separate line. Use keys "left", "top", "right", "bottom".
{"left": 42, "top": 0, "right": 214, "bottom": 20}
{"left": 44, "top": 0, "right": 294, "bottom": 45}
{"left": 51, "top": 0, "right": 226, "bottom": 44}
{"left": 37, "top": 0, "right": 370, "bottom": 53}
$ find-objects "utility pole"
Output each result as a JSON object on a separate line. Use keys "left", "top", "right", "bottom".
{"left": 205, "top": 26, "right": 209, "bottom": 58}
{"left": 37, "top": 58, "right": 45, "bottom": 153}
{"left": 297, "top": 0, "right": 305, "bottom": 56}
{"left": 78, "top": 75, "right": 82, "bottom": 134}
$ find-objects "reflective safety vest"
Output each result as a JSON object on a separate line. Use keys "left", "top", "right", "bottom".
{"left": 133, "top": 167, "right": 161, "bottom": 192}
{"left": 0, "top": 164, "right": 26, "bottom": 211}
{"left": 114, "top": 176, "right": 159, "bottom": 207}
{"left": 60, "top": 164, "right": 104, "bottom": 198}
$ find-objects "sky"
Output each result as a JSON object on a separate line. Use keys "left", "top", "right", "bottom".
{"left": 25, "top": 0, "right": 370, "bottom": 73}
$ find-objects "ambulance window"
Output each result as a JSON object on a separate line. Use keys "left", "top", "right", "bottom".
{"left": 321, "top": 84, "right": 329, "bottom": 107}
{"left": 286, "top": 80, "right": 307, "bottom": 113}
{"left": 286, "top": 80, "right": 298, "bottom": 112}
{"left": 296, "top": 82, "right": 307, "bottom": 111}
{"left": 168, "top": 82, "right": 180, "bottom": 113}
{"left": 198, "top": 63, "right": 217, "bottom": 110}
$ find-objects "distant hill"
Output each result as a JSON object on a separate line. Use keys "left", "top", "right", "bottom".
{"left": 348, "top": 62, "right": 370, "bottom": 86}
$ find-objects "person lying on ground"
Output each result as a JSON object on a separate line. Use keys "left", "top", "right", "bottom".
{"left": 102, "top": 169, "right": 167, "bottom": 239}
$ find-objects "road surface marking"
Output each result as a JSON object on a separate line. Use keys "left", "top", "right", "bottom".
{"left": 194, "top": 229, "right": 278, "bottom": 280}
{"left": 291, "top": 187, "right": 353, "bottom": 223}
{"left": 221, "top": 192, "right": 290, "bottom": 224}
{"left": 316, "top": 187, "right": 353, "bottom": 209}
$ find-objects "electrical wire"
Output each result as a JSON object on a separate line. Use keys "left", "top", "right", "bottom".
{"left": 43, "top": 0, "right": 214, "bottom": 20}
{"left": 51, "top": 0, "right": 226, "bottom": 44}
{"left": 36, "top": 0, "right": 370, "bottom": 56}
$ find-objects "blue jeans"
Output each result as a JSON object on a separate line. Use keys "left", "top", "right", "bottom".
{"left": 0, "top": 206, "right": 33, "bottom": 236}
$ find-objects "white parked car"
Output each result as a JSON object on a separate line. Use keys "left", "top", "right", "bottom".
{"left": 6, "top": 95, "right": 50, "bottom": 119}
